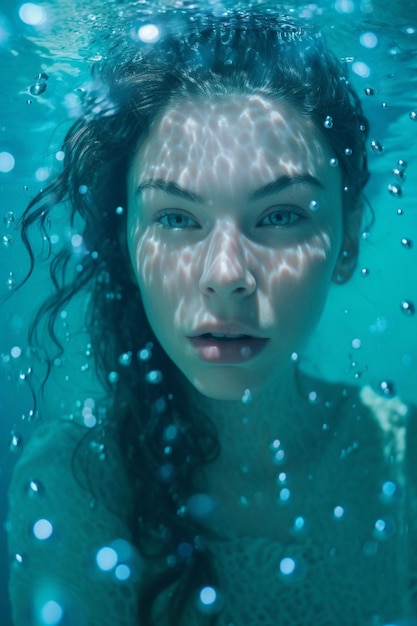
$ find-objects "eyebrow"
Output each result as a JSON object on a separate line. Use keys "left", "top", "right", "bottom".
{"left": 136, "top": 174, "right": 323, "bottom": 204}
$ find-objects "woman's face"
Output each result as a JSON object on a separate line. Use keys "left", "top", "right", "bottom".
{"left": 127, "top": 94, "right": 347, "bottom": 400}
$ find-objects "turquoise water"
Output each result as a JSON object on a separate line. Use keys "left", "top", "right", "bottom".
{"left": 1, "top": 0, "right": 417, "bottom": 623}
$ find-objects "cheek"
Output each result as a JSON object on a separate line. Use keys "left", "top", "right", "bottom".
{"left": 132, "top": 230, "right": 197, "bottom": 309}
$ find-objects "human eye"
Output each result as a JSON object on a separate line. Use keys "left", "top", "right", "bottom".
{"left": 257, "top": 206, "right": 305, "bottom": 228}
{"left": 154, "top": 209, "right": 200, "bottom": 230}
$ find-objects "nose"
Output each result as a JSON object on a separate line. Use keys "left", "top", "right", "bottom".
{"left": 199, "top": 222, "right": 256, "bottom": 298}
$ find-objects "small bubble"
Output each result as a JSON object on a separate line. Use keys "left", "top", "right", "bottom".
{"left": 137, "top": 347, "right": 152, "bottom": 361}
{"left": 393, "top": 167, "right": 406, "bottom": 181}
{"left": 344, "top": 147, "right": 353, "bottom": 156}
{"left": 333, "top": 505, "right": 345, "bottom": 519}
{"left": 279, "top": 488, "right": 291, "bottom": 503}
{"left": 373, "top": 518, "right": 395, "bottom": 541}
{"left": 351, "top": 338, "right": 361, "bottom": 349}
{"left": 241, "top": 388, "right": 252, "bottom": 404}
{"left": 2, "top": 234, "right": 14, "bottom": 246}
{"left": 329, "top": 158, "right": 339, "bottom": 167}
{"left": 29, "top": 81, "right": 46, "bottom": 96}
{"left": 401, "top": 238, "right": 413, "bottom": 248}
{"left": 381, "top": 480, "right": 399, "bottom": 502}
{"left": 118, "top": 351, "right": 132, "bottom": 366}
{"left": 381, "top": 102, "right": 388, "bottom": 108}
{"left": 145, "top": 370, "right": 163, "bottom": 384}
{"left": 107, "top": 371, "right": 119, "bottom": 384}
{"left": 3, "top": 211, "right": 15, "bottom": 226}
{"left": 78, "top": 184, "right": 88, "bottom": 195}
{"left": 13, "top": 553, "right": 24, "bottom": 565}
{"left": 370, "top": 140, "right": 384, "bottom": 154}
{"left": 364, "top": 87, "right": 376, "bottom": 95}
{"left": 309, "top": 200, "right": 319, "bottom": 211}
{"left": 96, "top": 546, "right": 118, "bottom": 571}
{"left": 388, "top": 183, "right": 402, "bottom": 197}
{"left": 137, "top": 23, "right": 160, "bottom": 43}
{"left": 279, "top": 557, "right": 296, "bottom": 576}
{"left": 410, "top": 111, "right": 417, "bottom": 120}
{"left": 25, "top": 479, "right": 43, "bottom": 497}
{"left": 0, "top": 152, "right": 15, "bottom": 173}
{"left": 115, "top": 564, "right": 131, "bottom": 581}
{"left": 115, "top": 206, "right": 124, "bottom": 215}
{"left": 397, "top": 208, "right": 404, "bottom": 216}
{"left": 40, "top": 600, "right": 64, "bottom": 625}
{"left": 379, "top": 380, "right": 395, "bottom": 397}
{"left": 33, "top": 518, "right": 53, "bottom": 540}
{"left": 400, "top": 300, "right": 415, "bottom": 316}
{"left": 398, "top": 159, "right": 408, "bottom": 168}
{"left": 323, "top": 115, "right": 333, "bottom": 129}
{"left": 361, "top": 268, "right": 370, "bottom": 276}
{"left": 9, "top": 431, "right": 23, "bottom": 452}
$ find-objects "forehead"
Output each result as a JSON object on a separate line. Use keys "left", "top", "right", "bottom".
{"left": 133, "top": 94, "right": 333, "bottom": 193}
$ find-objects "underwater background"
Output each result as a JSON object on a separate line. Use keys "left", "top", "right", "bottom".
{"left": 0, "top": 0, "right": 416, "bottom": 623}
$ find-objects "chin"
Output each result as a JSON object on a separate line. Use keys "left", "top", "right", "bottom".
{"left": 188, "top": 368, "right": 259, "bottom": 402}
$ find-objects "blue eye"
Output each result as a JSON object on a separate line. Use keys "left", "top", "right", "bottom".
{"left": 258, "top": 208, "right": 302, "bottom": 227}
{"left": 155, "top": 210, "right": 199, "bottom": 229}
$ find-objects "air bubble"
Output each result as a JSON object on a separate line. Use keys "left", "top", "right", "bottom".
{"left": 25, "top": 479, "right": 43, "bottom": 497}
{"left": 9, "top": 431, "right": 23, "bottom": 452}
{"left": 3, "top": 211, "right": 15, "bottom": 226}
{"left": 400, "top": 300, "right": 415, "bottom": 316}
{"left": 361, "top": 268, "right": 370, "bottom": 276}
{"left": 364, "top": 87, "right": 376, "bottom": 96}
{"left": 323, "top": 116, "right": 333, "bottom": 129}
{"left": 344, "top": 148, "right": 352, "bottom": 156}
{"left": 333, "top": 505, "right": 345, "bottom": 519}
{"left": 33, "top": 518, "right": 53, "bottom": 540}
{"left": 309, "top": 200, "right": 319, "bottom": 211}
{"left": 2, "top": 234, "right": 14, "bottom": 246}
{"left": 410, "top": 111, "right": 417, "bottom": 120}
{"left": 329, "top": 158, "right": 338, "bottom": 167}
{"left": 145, "top": 370, "right": 163, "bottom": 384}
{"left": 393, "top": 167, "right": 406, "bottom": 181}
{"left": 40, "top": 600, "right": 64, "bottom": 625}
{"left": 241, "top": 388, "right": 252, "bottom": 404}
{"left": 279, "top": 557, "right": 297, "bottom": 577}
{"left": 107, "top": 371, "right": 119, "bottom": 384}
{"left": 398, "top": 159, "right": 408, "bottom": 168}
{"left": 19, "top": 3, "right": 47, "bottom": 26}
{"left": 379, "top": 380, "right": 395, "bottom": 397}
{"left": 381, "top": 480, "right": 398, "bottom": 502}
{"left": 118, "top": 352, "right": 132, "bottom": 366}
{"left": 401, "top": 238, "right": 413, "bottom": 248}
{"left": 0, "top": 152, "right": 15, "bottom": 173}
{"left": 370, "top": 140, "right": 384, "bottom": 154}
{"left": 30, "top": 81, "right": 46, "bottom": 96}
{"left": 96, "top": 546, "right": 118, "bottom": 571}
{"left": 115, "top": 206, "right": 124, "bottom": 215}
{"left": 388, "top": 184, "right": 402, "bottom": 197}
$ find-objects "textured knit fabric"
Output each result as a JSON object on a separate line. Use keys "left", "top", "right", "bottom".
{"left": 7, "top": 385, "right": 417, "bottom": 625}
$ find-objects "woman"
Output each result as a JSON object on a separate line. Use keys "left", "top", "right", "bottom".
{"left": 7, "top": 8, "right": 417, "bottom": 626}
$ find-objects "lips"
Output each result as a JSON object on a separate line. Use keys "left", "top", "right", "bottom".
{"left": 188, "top": 328, "right": 268, "bottom": 364}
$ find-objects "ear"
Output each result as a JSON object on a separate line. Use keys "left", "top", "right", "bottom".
{"left": 332, "top": 201, "right": 364, "bottom": 284}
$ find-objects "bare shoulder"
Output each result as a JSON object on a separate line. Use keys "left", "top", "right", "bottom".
{"left": 7, "top": 419, "right": 141, "bottom": 626}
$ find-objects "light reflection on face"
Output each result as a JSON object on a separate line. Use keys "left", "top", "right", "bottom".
{"left": 127, "top": 95, "right": 345, "bottom": 400}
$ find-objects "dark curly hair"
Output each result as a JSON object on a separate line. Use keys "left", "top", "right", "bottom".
{"left": 16, "top": 8, "right": 370, "bottom": 625}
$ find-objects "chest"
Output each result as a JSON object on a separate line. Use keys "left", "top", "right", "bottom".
{"left": 198, "top": 422, "right": 407, "bottom": 625}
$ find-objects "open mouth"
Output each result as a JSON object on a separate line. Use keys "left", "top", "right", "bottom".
{"left": 200, "top": 333, "right": 250, "bottom": 341}
{"left": 189, "top": 334, "right": 268, "bottom": 363}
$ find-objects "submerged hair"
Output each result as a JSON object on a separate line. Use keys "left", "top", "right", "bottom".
{"left": 18, "top": 9, "right": 370, "bottom": 625}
